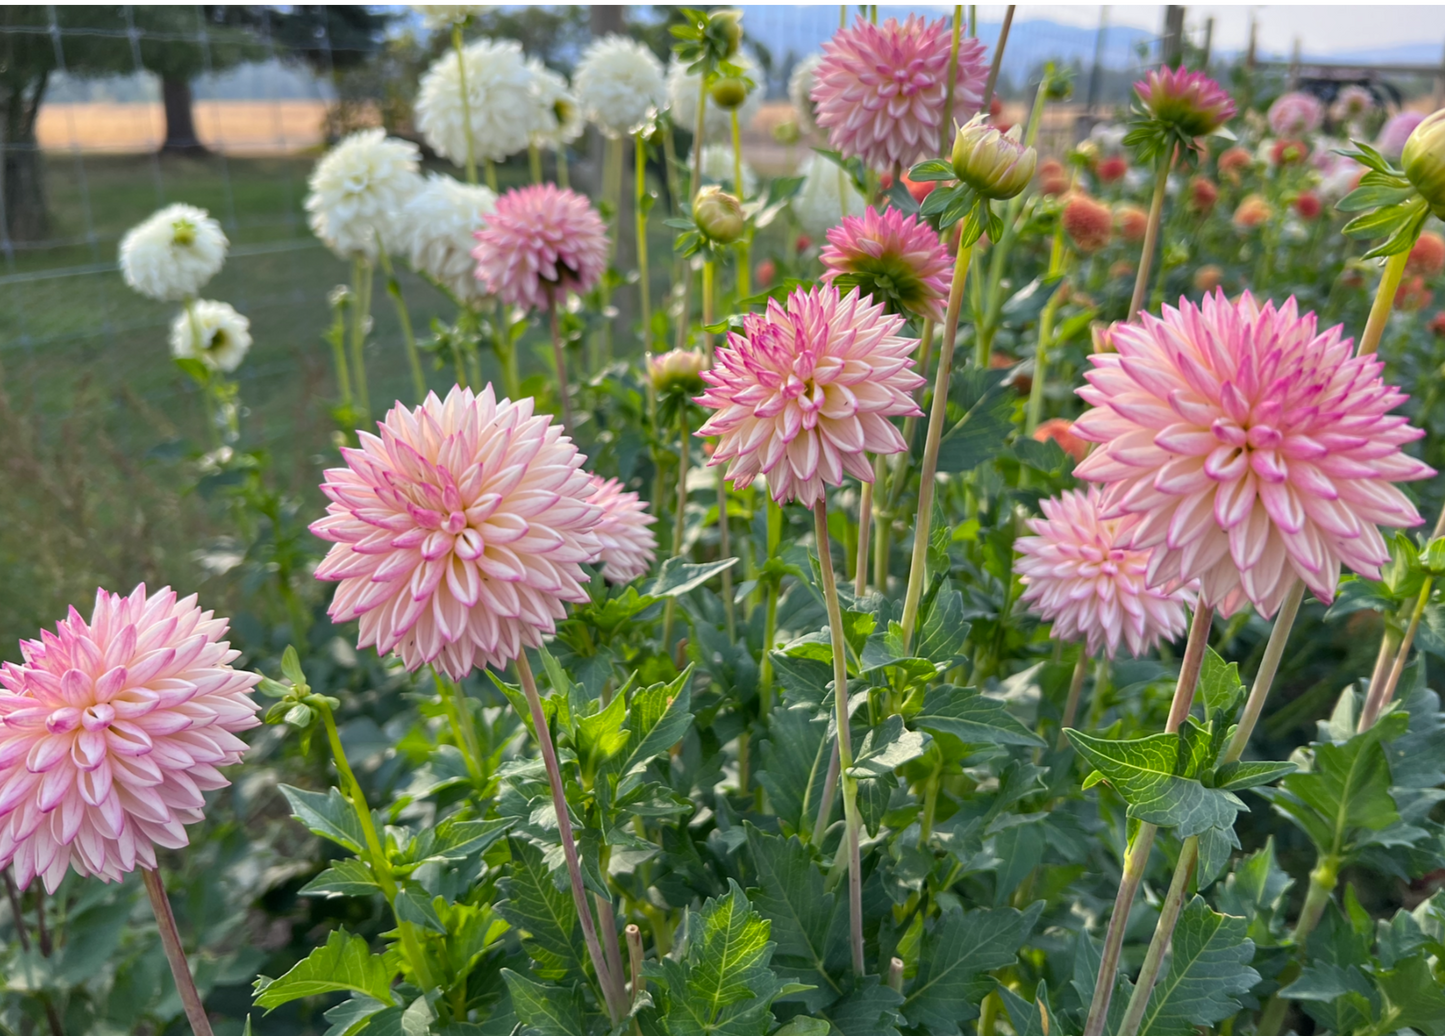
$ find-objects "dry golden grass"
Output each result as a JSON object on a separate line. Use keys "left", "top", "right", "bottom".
{"left": 36, "top": 100, "right": 334, "bottom": 155}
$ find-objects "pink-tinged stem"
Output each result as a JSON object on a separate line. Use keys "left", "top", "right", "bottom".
{"left": 814, "top": 500, "right": 865, "bottom": 976}
{"left": 939, "top": 5, "right": 964, "bottom": 156}
{"left": 515, "top": 654, "right": 625, "bottom": 1022}
{"left": 854, "top": 479, "right": 873, "bottom": 596}
{"left": 1127, "top": 149, "right": 1174, "bottom": 322}
{"left": 142, "top": 867, "right": 215, "bottom": 1036}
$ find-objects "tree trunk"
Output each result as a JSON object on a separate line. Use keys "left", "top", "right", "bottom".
{"left": 161, "top": 76, "right": 205, "bottom": 155}
{"left": 3, "top": 71, "right": 49, "bottom": 243}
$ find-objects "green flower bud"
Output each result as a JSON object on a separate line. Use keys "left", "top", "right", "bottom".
{"left": 694, "top": 185, "right": 746, "bottom": 244}
{"left": 648, "top": 348, "right": 708, "bottom": 396}
{"left": 950, "top": 115, "right": 1038, "bottom": 200}
{"left": 710, "top": 10, "right": 743, "bottom": 59}
{"left": 171, "top": 218, "right": 196, "bottom": 247}
{"left": 1402, "top": 110, "right": 1445, "bottom": 218}
{"left": 710, "top": 76, "right": 749, "bottom": 111}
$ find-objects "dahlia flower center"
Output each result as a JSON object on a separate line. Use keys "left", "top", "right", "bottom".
{"left": 81, "top": 703, "right": 116, "bottom": 731}
{"left": 171, "top": 220, "right": 196, "bottom": 247}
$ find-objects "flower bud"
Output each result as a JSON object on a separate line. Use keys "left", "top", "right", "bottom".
{"left": 1408, "top": 231, "right": 1445, "bottom": 277}
{"left": 171, "top": 218, "right": 196, "bottom": 247}
{"left": 648, "top": 348, "right": 707, "bottom": 396}
{"left": 1293, "top": 190, "right": 1322, "bottom": 221}
{"left": 710, "top": 76, "right": 749, "bottom": 111}
{"left": 1232, "top": 193, "right": 1273, "bottom": 230}
{"left": 1095, "top": 154, "right": 1127, "bottom": 184}
{"left": 1114, "top": 204, "right": 1147, "bottom": 243}
{"left": 710, "top": 10, "right": 744, "bottom": 58}
{"left": 1187, "top": 176, "right": 1218, "bottom": 215}
{"left": 1032, "top": 418, "right": 1087, "bottom": 462}
{"left": 694, "top": 185, "right": 745, "bottom": 244}
{"left": 1193, "top": 264, "right": 1223, "bottom": 293}
{"left": 950, "top": 115, "right": 1037, "bottom": 200}
{"left": 1402, "top": 110, "right": 1445, "bottom": 218}
{"left": 1061, "top": 193, "right": 1112, "bottom": 253}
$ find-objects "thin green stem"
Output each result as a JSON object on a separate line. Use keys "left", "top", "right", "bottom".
{"left": 376, "top": 244, "right": 426, "bottom": 403}
{"left": 1057, "top": 650, "right": 1089, "bottom": 749}
{"left": 636, "top": 132, "right": 653, "bottom": 356}
{"left": 529, "top": 142, "right": 543, "bottom": 184}
{"left": 350, "top": 258, "right": 372, "bottom": 420}
{"left": 730, "top": 109, "right": 750, "bottom": 300}
{"left": 451, "top": 25, "right": 477, "bottom": 186}
{"left": 549, "top": 303, "right": 574, "bottom": 432}
{"left": 758, "top": 496, "right": 782, "bottom": 718}
{"left": 854, "top": 478, "right": 873, "bottom": 597}
{"left": 1128, "top": 150, "right": 1173, "bottom": 322}
{"left": 940, "top": 6, "right": 964, "bottom": 156}
{"left": 1358, "top": 249, "right": 1410, "bottom": 356}
{"left": 434, "top": 669, "right": 484, "bottom": 785}
{"left": 1026, "top": 234, "right": 1068, "bottom": 434}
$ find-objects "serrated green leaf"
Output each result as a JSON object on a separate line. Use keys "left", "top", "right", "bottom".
{"left": 577, "top": 692, "right": 629, "bottom": 769}
{"left": 1376, "top": 954, "right": 1445, "bottom": 1035}
{"left": 685, "top": 880, "right": 773, "bottom": 1014}
{"left": 322, "top": 996, "right": 390, "bottom": 1036}
{"left": 1136, "top": 898, "right": 1259, "bottom": 1036}
{"left": 848, "top": 715, "right": 930, "bottom": 778}
{"left": 917, "top": 589, "right": 971, "bottom": 668}
{"left": 743, "top": 826, "right": 846, "bottom": 1003}
{"left": 619, "top": 668, "right": 695, "bottom": 788}
{"left": 1198, "top": 649, "right": 1242, "bottom": 721}
{"left": 757, "top": 705, "right": 830, "bottom": 838}
{"left": 300, "top": 859, "right": 381, "bottom": 898}
{"left": 909, "top": 158, "right": 955, "bottom": 182}
{"left": 418, "top": 818, "right": 514, "bottom": 864}
{"left": 995, "top": 984, "right": 1056, "bottom": 1036}
{"left": 496, "top": 838, "right": 586, "bottom": 982}
{"left": 394, "top": 886, "right": 446, "bottom": 934}
{"left": 903, "top": 903, "right": 1041, "bottom": 1035}
{"left": 1214, "top": 759, "right": 1296, "bottom": 791}
{"left": 649, "top": 556, "right": 739, "bottom": 598}
{"left": 817, "top": 979, "right": 905, "bottom": 1036}
{"left": 934, "top": 367, "right": 1014, "bottom": 474}
{"left": 280, "top": 785, "right": 366, "bottom": 854}
{"left": 916, "top": 685, "right": 1045, "bottom": 748}
{"left": 253, "top": 929, "right": 395, "bottom": 1009}
{"left": 501, "top": 969, "right": 587, "bottom": 1036}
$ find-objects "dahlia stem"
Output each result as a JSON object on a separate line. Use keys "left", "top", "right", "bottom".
{"left": 434, "top": 669, "right": 484, "bottom": 786}
{"left": 814, "top": 499, "right": 866, "bottom": 977}
{"left": 325, "top": 291, "right": 354, "bottom": 415}
{"left": 493, "top": 306, "right": 521, "bottom": 402}
{"left": 556, "top": 147, "right": 571, "bottom": 189}
{"left": 980, "top": 6, "right": 1014, "bottom": 111}
{"left": 376, "top": 243, "right": 427, "bottom": 404}
{"left": 661, "top": 408, "right": 690, "bottom": 653}
{"left": 731, "top": 109, "right": 750, "bottom": 300}
{"left": 549, "top": 303, "right": 574, "bottom": 432}
{"left": 887, "top": 318, "right": 935, "bottom": 516}
{"left": 449, "top": 25, "right": 477, "bottom": 186}
{"left": 692, "top": 75, "right": 707, "bottom": 204}
{"left": 940, "top": 5, "right": 964, "bottom": 156}
{"left": 1026, "top": 232, "right": 1069, "bottom": 435}
{"left": 1117, "top": 583, "right": 1303, "bottom": 1036}
{"left": 626, "top": 923, "right": 645, "bottom": 1003}
{"left": 1128, "top": 149, "right": 1173, "bottom": 322}
{"left": 1082, "top": 602, "right": 1213, "bottom": 1036}
{"left": 515, "top": 653, "right": 626, "bottom": 1023}
{"left": 901, "top": 240, "right": 975, "bottom": 650}
{"left": 350, "top": 258, "right": 372, "bottom": 420}
{"left": 717, "top": 466, "right": 736, "bottom": 639}
{"left": 1361, "top": 505, "right": 1445, "bottom": 728}
{"left": 636, "top": 131, "right": 653, "bottom": 356}
{"left": 758, "top": 496, "right": 782, "bottom": 718}
{"left": 1358, "top": 249, "right": 1410, "bottom": 356}
{"left": 528, "top": 142, "right": 543, "bottom": 185}
{"left": 318, "top": 701, "right": 438, "bottom": 994}
{"left": 142, "top": 868, "right": 215, "bottom": 1036}
{"left": 1057, "top": 649, "right": 1089, "bottom": 749}
{"left": 813, "top": 744, "right": 840, "bottom": 846}
{"left": 854, "top": 480, "right": 873, "bottom": 596}
{"left": 701, "top": 259, "right": 716, "bottom": 360}
{"left": 595, "top": 892, "right": 627, "bottom": 1011}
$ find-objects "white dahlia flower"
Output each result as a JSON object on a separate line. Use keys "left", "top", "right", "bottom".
{"left": 527, "top": 61, "right": 583, "bottom": 151}
{"left": 788, "top": 54, "right": 823, "bottom": 137}
{"left": 305, "top": 129, "right": 422, "bottom": 261}
{"left": 665, "top": 54, "right": 763, "bottom": 141}
{"left": 416, "top": 38, "right": 537, "bottom": 166}
{"left": 119, "top": 203, "right": 228, "bottom": 302}
{"left": 170, "top": 300, "right": 252, "bottom": 373}
{"left": 415, "top": 5, "right": 484, "bottom": 31}
{"left": 403, "top": 174, "right": 497, "bottom": 305}
{"left": 691, "top": 144, "right": 757, "bottom": 196}
{"left": 574, "top": 34, "right": 667, "bottom": 138}
{"left": 791, "top": 156, "right": 867, "bottom": 238}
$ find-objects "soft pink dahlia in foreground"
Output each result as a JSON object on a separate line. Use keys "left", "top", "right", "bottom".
{"left": 472, "top": 184, "right": 608, "bottom": 313}
{"left": 586, "top": 475, "right": 658, "bottom": 584}
{"left": 1135, "top": 66, "right": 1236, "bottom": 137}
{"left": 1074, "top": 290, "right": 1433, "bottom": 617}
{"left": 0, "top": 585, "right": 260, "bottom": 892}
{"left": 1016, "top": 487, "right": 1195, "bottom": 658}
{"left": 695, "top": 285, "right": 924, "bottom": 507}
{"left": 820, "top": 206, "right": 952, "bottom": 322}
{"left": 812, "top": 15, "right": 988, "bottom": 172}
{"left": 312, "top": 386, "right": 603, "bottom": 678}
{"left": 1267, "top": 91, "right": 1324, "bottom": 137}
{"left": 1379, "top": 110, "right": 1427, "bottom": 160}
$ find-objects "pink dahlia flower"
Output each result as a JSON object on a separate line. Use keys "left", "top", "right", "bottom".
{"left": 695, "top": 285, "right": 924, "bottom": 507}
{"left": 812, "top": 15, "right": 988, "bottom": 172}
{"left": 1074, "top": 290, "right": 1434, "bottom": 618}
{"left": 820, "top": 205, "right": 952, "bottom": 322}
{"left": 587, "top": 474, "right": 658, "bottom": 585}
{"left": 1379, "top": 110, "right": 1427, "bottom": 160}
{"left": 1016, "top": 487, "right": 1195, "bottom": 658}
{"left": 312, "top": 386, "right": 603, "bottom": 678}
{"left": 1135, "top": 66, "right": 1236, "bottom": 138}
{"left": 472, "top": 184, "right": 608, "bottom": 313}
{"left": 1267, "top": 91, "right": 1324, "bottom": 137}
{"left": 0, "top": 585, "right": 260, "bottom": 892}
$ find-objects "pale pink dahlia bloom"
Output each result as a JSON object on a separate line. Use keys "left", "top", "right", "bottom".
{"left": 1074, "top": 291, "right": 1433, "bottom": 618}
{"left": 472, "top": 184, "right": 608, "bottom": 313}
{"left": 1016, "top": 488, "right": 1195, "bottom": 658}
{"left": 1379, "top": 110, "right": 1427, "bottom": 160}
{"left": 0, "top": 585, "right": 260, "bottom": 892}
{"left": 312, "top": 386, "right": 603, "bottom": 678}
{"left": 820, "top": 205, "right": 952, "bottom": 323}
{"left": 586, "top": 475, "right": 658, "bottom": 585}
{"left": 1135, "top": 67, "right": 1236, "bottom": 137}
{"left": 812, "top": 15, "right": 988, "bottom": 172}
{"left": 695, "top": 285, "right": 924, "bottom": 507}
{"left": 1267, "top": 91, "right": 1324, "bottom": 137}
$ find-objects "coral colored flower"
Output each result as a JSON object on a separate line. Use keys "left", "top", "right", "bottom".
{"left": 901, "top": 168, "right": 936, "bottom": 203}
{"left": 756, "top": 259, "right": 777, "bottom": 286}
{"left": 1135, "top": 67, "right": 1236, "bottom": 137}
{"left": 1032, "top": 418, "right": 1088, "bottom": 463}
{"left": 1037, "top": 158, "right": 1070, "bottom": 196}
{"left": 1396, "top": 275, "right": 1433, "bottom": 313}
{"left": 1379, "top": 110, "right": 1427, "bottom": 160}
{"left": 312, "top": 386, "right": 603, "bottom": 678}
{"left": 0, "top": 585, "right": 260, "bottom": 892}
{"left": 820, "top": 205, "right": 952, "bottom": 322}
{"left": 1115, "top": 204, "right": 1148, "bottom": 243}
{"left": 1073, "top": 290, "right": 1434, "bottom": 617}
{"left": 796, "top": 234, "right": 813, "bottom": 253}
{"left": 812, "top": 15, "right": 989, "bottom": 171}
{"left": 1193, "top": 265, "right": 1224, "bottom": 293}
{"left": 1016, "top": 487, "right": 1195, "bottom": 658}
{"left": 1268, "top": 91, "right": 1324, "bottom": 137}
{"left": 1062, "top": 193, "right": 1112, "bottom": 253}
{"left": 695, "top": 285, "right": 924, "bottom": 507}
{"left": 1407, "top": 231, "right": 1445, "bottom": 277}
{"left": 1293, "top": 191, "right": 1322, "bottom": 221}
{"left": 1217, "top": 146, "right": 1253, "bottom": 183}
{"left": 586, "top": 475, "right": 658, "bottom": 584}
{"left": 1233, "top": 194, "right": 1273, "bottom": 230}
{"left": 472, "top": 184, "right": 608, "bottom": 313}
{"left": 1269, "top": 138, "right": 1309, "bottom": 166}
{"left": 1429, "top": 311, "right": 1445, "bottom": 337}
{"left": 1188, "top": 176, "right": 1219, "bottom": 215}
{"left": 1095, "top": 154, "right": 1128, "bottom": 184}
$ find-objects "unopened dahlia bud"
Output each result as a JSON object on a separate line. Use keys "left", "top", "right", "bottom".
{"left": 1408, "top": 230, "right": 1445, "bottom": 277}
{"left": 1402, "top": 110, "right": 1445, "bottom": 218}
{"left": 1187, "top": 175, "right": 1218, "bottom": 215}
{"left": 710, "top": 75, "right": 749, "bottom": 110}
{"left": 694, "top": 185, "right": 746, "bottom": 243}
{"left": 1233, "top": 193, "right": 1273, "bottom": 230}
{"left": 1114, "top": 203, "right": 1147, "bottom": 243}
{"left": 1293, "top": 190, "right": 1322, "bottom": 221}
{"left": 710, "top": 10, "right": 744, "bottom": 58}
{"left": 1061, "top": 193, "right": 1112, "bottom": 253}
{"left": 951, "top": 115, "right": 1037, "bottom": 200}
{"left": 649, "top": 348, "right": 707, "bottom": 396}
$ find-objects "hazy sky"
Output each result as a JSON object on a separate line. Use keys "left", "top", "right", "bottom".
{"left": 995, "top": 4, "right": 1445, "bottom": 59}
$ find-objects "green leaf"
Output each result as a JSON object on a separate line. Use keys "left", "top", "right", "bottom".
{"left": 1066, "top": 729, "right": 1246, "bottom": 838}
{"left": 1198, "top": 649, "right": 1243, "bottom": 721}
{"left": 1136, "top": 898, "right": 1259, "bottom": 1036}
{"left": 501, "top": 969, "right": 587, "bottom": 1036}
{"left": 817, "top": 980, "right": 905, "bottom": 1036}
{"left": 934, "top": 367, "right": 1014, "bottom": 474}
{"left": 847, "top": 715, "right": 930, "bottom": 778}
{"left": 1376, "top": 954, "right": 1445, "bottom": 1036}
{"left": 495, "top": 838, "right": 586, "bottom": 982}
{"left": 1281, "top": 963, "right": 1378, "bottom": 1035}
{"left": 916, "top": 589, "right": 971, "bottom": 668}
{"left": 416, "top": 818, "right": 514, "bottom": 864}
{"left": 744, "top": 826, "right": 846, "bottom": 1001}
{"left": 649, "top": 556, "right": 739, "bottom": 598}
{"left": 684, "top": 880, "right": 774, "bottom": 1015}
{"left": 995, "top": 984, "right": 1057, "bottom": 1036}
{"left": 576, "top": 692, "right": 629, "bottom": 769}
{"left": 915, "top": 685, "right": 1045, "bottom": 748}
{"left": 322, "top": 996, "right": 391, "bottom": 1036}
{"left": 253, "top": 929, "right": 396, "bottom": 1009}
{"left": 1214, "top": 760, "right": 1296, "bottom": 792}
{"left": 757, "top": 705, "right": 831, "bottom": 837}
{"left": 280, "top": 785, "right": 366, "bottom": 854}
{"left": 908, "top": 158, "right": 955, "bottom": 182}
{"left": 619, "top": 668, "right": 695, "bottom": 788}
{"left": 394, "top": 886, "right": 446, "bottom": 934}
{"left": 903, "top": 903, "right": 1042, "bottom": 1035}
{"left": 299, "top": 859, "right": 382, "bottom": 898}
